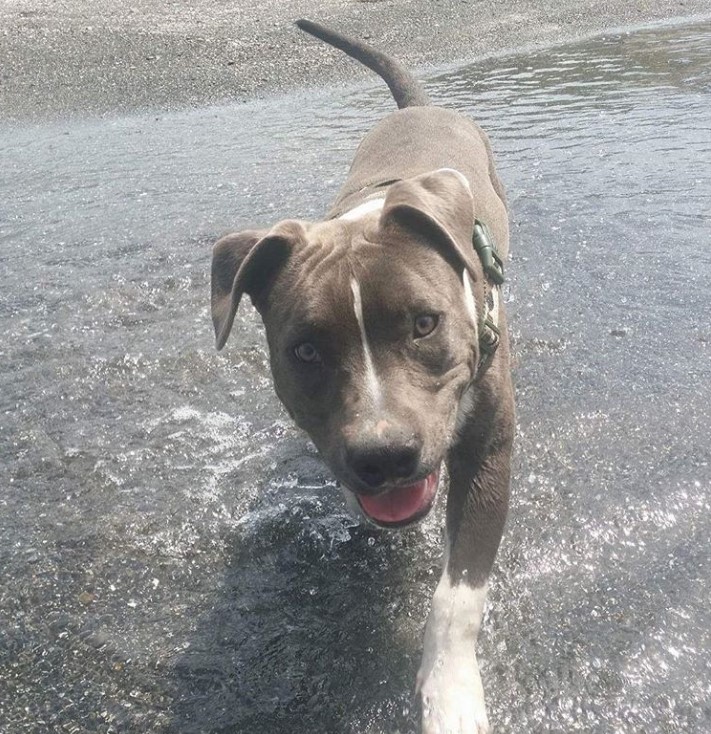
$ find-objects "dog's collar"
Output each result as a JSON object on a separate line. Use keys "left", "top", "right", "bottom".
{"left": 472, "top": 221, "right": 504, "bottom": 377}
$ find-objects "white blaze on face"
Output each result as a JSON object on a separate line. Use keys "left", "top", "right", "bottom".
{"left": 350, "top": 277, "right": 382, "bottom": 407}
{"left": 339, "top": 197, "right": 385, "bottom": 221}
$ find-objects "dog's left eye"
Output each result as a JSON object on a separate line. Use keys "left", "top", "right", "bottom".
{"left": 413, "top": 314, "right": 439, "bottom": 338}
{"left": 294, "top": 342, "right": 322, "bottom": 364}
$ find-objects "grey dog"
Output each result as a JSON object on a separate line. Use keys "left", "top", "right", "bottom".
{"left": 211, "top": 19, "right": 514, "bottom": 733}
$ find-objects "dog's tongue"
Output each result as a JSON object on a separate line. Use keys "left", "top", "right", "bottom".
{"left": 357, "top": 471, "right": 439, "bottom": 525}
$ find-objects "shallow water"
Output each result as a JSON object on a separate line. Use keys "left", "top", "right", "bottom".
{"left": 1, "top": 18, "right": 710, "bottom": 734}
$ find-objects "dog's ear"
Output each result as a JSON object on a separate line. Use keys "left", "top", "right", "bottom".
{"left": 211, "top": 221, "right": 303, "bottom": 350}
{"left": 379, "top": 169, "right": 478, "bottom": 277}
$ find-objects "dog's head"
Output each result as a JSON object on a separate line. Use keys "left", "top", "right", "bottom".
{"left": 212, "top": 170, "right": 486, "bottom": 527}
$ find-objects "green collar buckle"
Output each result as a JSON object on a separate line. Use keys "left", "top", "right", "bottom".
{"left": 472, "top": 221, "right": 505, "bottom": 286}
{"left": 472, "top": 219, "right": 504, "bottom": 376}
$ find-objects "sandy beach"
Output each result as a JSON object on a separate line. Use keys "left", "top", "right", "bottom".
{"left": 1, "top": 0, "right": 710, "bottom": 120}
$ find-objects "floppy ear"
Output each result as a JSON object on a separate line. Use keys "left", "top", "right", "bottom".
{"left": 379, "top": 169, "right": 478, "bottom": 278}
{"left": 211, "top": 221, "right": 303, "bottom": 350}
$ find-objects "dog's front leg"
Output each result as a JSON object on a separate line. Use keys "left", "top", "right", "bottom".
{"left": 418, "top": 417, "right": 512, "bottom": 734}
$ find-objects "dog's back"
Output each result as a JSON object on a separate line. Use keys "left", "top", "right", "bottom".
{"left": 297, "top": 20, "right": 508, "bottom": 257}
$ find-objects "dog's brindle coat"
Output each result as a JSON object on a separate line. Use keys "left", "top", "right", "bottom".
{"left": 211, "top": 20, "right": 514, "bottom": 734}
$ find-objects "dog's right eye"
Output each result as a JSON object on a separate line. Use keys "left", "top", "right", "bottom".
{"left": 294, "top": 342, "right": 322, "bottom": 364}
{"left": 413, "top": 314, "right": 439, "bottom": 338}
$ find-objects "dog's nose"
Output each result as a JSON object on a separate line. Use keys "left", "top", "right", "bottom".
{"left": 348, "top": 439, "right": 421, "bottom": 489}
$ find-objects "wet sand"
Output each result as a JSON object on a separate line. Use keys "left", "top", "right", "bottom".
{"left": 1, "top": 0, "right": 710, "bottom": 120}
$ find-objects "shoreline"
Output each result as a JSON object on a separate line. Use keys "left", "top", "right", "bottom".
{"left": 1, "top": 1, "right": 710, "bottom": 121}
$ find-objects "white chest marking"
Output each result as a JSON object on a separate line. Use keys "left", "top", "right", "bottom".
{"left": 339, "top": 197, "right": 385, "bottom": 221}
{"left": 350, "top": 277, "right": 382, "bottom": 407}
{"left": 455, "top": 383, "right": 477, "bottom": 435}
{"left": 490, "top": 284, "right": 501, "bottom": 326}
{"left": 463, "top": 271, "right": 478, "bottom": 328}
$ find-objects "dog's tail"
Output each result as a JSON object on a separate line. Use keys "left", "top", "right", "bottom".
{"left": 296, "top": 19, "right": 429, "bottom": 109}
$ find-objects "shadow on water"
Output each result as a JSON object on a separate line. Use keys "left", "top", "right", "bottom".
{"left": 1, "top": 16, "right": 711, "bottom": 734}
{"left": 169, "top": 503, "right": 441, "bottom": 734}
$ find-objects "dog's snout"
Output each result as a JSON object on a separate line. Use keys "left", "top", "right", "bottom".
{"left": 348, "top": 436, "right": 421, "bottom": 489}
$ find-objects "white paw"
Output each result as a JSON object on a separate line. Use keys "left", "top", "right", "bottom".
{"left": 418, "top": 656, "right": 490, "bottom": 734}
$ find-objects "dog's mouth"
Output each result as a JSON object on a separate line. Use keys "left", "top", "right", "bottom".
{"left": 354, "top": 468, "right": 440, "bottom": 528}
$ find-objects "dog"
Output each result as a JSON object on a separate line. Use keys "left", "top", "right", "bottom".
{"left": 211, "top": 19, "right": 514, "bottom": 734}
